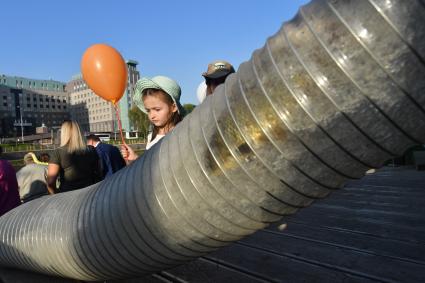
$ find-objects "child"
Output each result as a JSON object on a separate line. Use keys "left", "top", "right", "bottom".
{"left": 122, "top": 75, "right": 184, "bottom": 162}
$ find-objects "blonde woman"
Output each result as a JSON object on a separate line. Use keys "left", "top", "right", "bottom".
{"left": 47, "top": 121, "right": 100, "bottom": 194}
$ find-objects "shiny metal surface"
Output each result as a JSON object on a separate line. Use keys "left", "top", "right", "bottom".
{"left": 1, "top": 0, "right": 424, "bottom": 281}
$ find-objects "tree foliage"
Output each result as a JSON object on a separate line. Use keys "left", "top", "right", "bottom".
{"left": 128, "top": 106, "right": 150, "bottom": 139}
{"left": 183, "top": 103, "right": 196, "bottom": 115}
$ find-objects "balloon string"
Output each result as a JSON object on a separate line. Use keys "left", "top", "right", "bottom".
{"left": 113, "top": 103, "right": 126, "bottom": 145}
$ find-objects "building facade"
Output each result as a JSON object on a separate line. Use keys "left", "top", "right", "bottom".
{"left": 119, "top": 60, "right": 140, "bottom": 134}
{"left": 67, "top": 60, "right": 140, "bottom": 136}
{"left": 0, "top": 75, "right": 70, "bottom": 138}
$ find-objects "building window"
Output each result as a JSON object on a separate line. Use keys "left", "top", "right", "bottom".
{"left": 3, "top": 102, "right": 7, "bottom": 106}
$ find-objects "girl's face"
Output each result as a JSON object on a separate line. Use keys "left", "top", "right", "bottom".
{"left": 143, "top": 91, "right": 177, "bottom": 131}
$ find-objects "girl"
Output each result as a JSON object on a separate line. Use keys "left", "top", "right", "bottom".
{"left": 122, "top": 75, "right": 184, "bottom": 161}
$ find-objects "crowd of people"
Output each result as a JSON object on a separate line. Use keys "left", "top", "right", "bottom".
{"left": 0, "top": 60, "right": 235, "bottom": 217}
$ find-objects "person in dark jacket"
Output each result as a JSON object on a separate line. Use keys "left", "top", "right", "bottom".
{"left": 86, "top": 134, "right": 126, "bottom": 179}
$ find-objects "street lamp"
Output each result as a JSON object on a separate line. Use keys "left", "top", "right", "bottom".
{"left": 18, "top": 93, "right": 24, "bottom": 144}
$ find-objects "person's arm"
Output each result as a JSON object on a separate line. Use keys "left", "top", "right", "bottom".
{"left": 46, "top": 163, "right": 60, "bottom": 194}
{"left": 121, "top": 144, "right": 138, "bottom": 164}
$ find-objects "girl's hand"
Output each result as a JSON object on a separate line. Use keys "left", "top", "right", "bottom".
{"left": 121, "top": 144, "right": 138, "bottom": 163}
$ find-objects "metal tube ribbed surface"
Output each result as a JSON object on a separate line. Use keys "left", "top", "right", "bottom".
{"left": 1, "top": 0, "right": 425, "bottom": 281}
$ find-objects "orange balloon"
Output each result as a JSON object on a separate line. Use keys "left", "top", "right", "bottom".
{"left": 81, "top": 44, "right": 128, "bottom": 104}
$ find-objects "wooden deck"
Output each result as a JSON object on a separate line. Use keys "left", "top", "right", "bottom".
{"left": 141, "top": 166, "right": 425, "bottom": 283}
{"left": 1, "top": 166, "right": 424, "bottom": 283}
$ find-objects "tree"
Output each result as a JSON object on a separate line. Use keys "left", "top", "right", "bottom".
{"left": 128, "top": 106, "right": 150, "bottom": 140}
{"left": 183, "top": 103, "right": 196, "bottom": 115}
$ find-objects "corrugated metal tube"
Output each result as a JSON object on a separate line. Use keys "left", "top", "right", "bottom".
{"left": 1, "top": 0, "right": 425, "bottom": 281}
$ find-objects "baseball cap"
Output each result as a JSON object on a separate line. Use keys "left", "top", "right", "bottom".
{"left": 202, "top": 60, "right": 235, "bottom": 79}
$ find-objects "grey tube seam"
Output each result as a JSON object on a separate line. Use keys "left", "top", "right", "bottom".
{"left": 197, "top": 103, "right": 286, "bottom": 218}
{"left": 264, "top": 41, "right": 364, "bottom": 179}
{"left": 173, "top": 127, "right": 260, "bottom": 234}
{"left": 186, "top": 110, "right": 277, "bottom": 223}
{"left": 326, "top": 0, "right": 425, "bottom": 118}
{"left": 212, "top": 79, "right": 315, "bottom": 208}
{"left": 283, "top": 11, "right": 397, "bottom": 159}
{"left": 367, "top": 0, "right": 425, "bottom": 64}
{"left": 297, "top": 5, "right": 419, "bottom": 150}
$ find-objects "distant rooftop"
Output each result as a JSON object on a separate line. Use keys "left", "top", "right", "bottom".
{"left": 71, "top": 73, "right": 83, "bottom": 81}
{"left": 0, "top": 74, "right": 66, "bottom": 92}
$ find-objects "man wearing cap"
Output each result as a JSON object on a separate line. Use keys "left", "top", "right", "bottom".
{"left": 202, "top": 60, "right": 235, "bottom": 96}
{"left": 16, "top": 152, "right": 48, "bottom": 203}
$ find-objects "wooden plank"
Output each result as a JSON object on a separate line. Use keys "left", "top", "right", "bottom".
{"left": 162, "top": 257, "right": 268, "bottom": 283}
{"left": 284, "top": 215, "right": 425, "bottom": 244}
{"left": 265, "top": 222, "right": 425, "bottom": 264}
{"left": 323, "top": 193, "right": 425, "bottom": 211}
{"left": 0, "top": 267, "right": 76, "bottom": 283}
{"left": 109, "top": 273, "right": 173, "bottom": 283}
{"left": 312, "top": 202, "right": 425, "bottom": 218}
{"left": 238, "top": 231, "right": 425, "bottom": 283}
{"left": 314, "top": 199, "right": 425, "bottom": 216}
{"left": 205, "top": 243, "right": 382, "bottom": 283}
{"left": 330, "top": 189, "right": 425, "bottom": 199}
{"left": 347, "top": 173, "right": 425, "bottom": 188}
{"left": 344, "top": 184, "right": 425, "bottom": 193}
{"left": 296, "top": 205, "right": 425, "bottom": 227}
{"left": 282, "top": 177, "right": 425, "bottom": 244}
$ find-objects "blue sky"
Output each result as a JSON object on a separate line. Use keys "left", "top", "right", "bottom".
{"left": 0, "top": 0, "right": 309, "bottom": 104}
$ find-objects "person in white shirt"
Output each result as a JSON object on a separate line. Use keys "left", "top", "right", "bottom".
{"left": 16, "top": 152, "right": 48, "bottom": 202}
